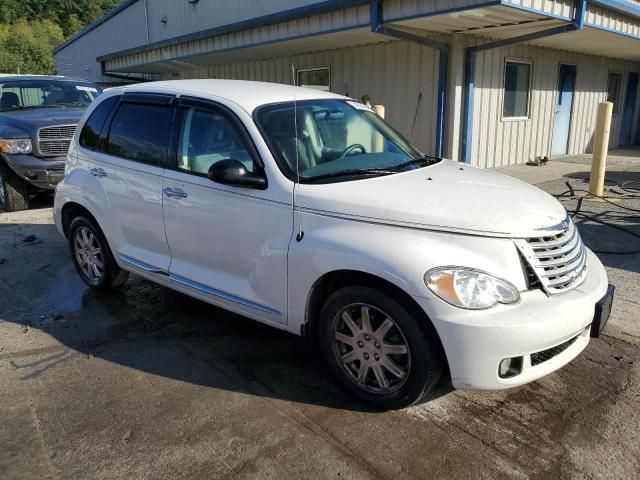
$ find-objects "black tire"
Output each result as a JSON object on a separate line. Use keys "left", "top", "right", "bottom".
{"left": 318, "top": 286, "right": 443, "bottom": 409}
{"left": 0, "top": 161, "right": 29, "bottom": 212}
{"left": 68, "top": 216, "right": 129, "bottom": 290}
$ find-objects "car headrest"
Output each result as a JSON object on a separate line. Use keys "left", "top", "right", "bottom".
{"left": 0, "top": 92, "right": 20, "bottom": 110}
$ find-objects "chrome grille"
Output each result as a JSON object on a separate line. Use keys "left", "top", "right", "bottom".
{"left": 514, "top": 218, "right": 588, "bottom": 294}
{"left": 38, "top": 125, "right": 76, "bottom": 157}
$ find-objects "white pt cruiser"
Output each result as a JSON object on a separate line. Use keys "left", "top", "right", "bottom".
{"left": 54, "top": 80, "right": 614, "bottom": 409}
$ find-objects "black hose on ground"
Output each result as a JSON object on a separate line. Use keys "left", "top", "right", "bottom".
{"left": 554, "top": 180, "right": 640, "bottom": 255}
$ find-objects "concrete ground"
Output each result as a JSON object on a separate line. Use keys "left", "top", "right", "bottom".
{"left": 1, "top": 153, "right": 639, "bottom": 480}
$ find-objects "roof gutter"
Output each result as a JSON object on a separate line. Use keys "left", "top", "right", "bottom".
{"left": 460, "top": 0, "right": 587, "bottom": 164}
{"left": 370, "top": 0, "right": 448, "bottom": 158}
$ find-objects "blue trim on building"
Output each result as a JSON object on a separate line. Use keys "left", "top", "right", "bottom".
{"left": 575, "top": 0, "right": 588, "bottom": 28}
{"left": 382, "top": 1, "right": 502, "bottom": 25}
{"left": 585, "top": 21, "right": 640, "bottom": 39}
{"left": 499, "top": 1, "right": 573, "bottom": 21}
{"left": 53, "top": 0, "right": 141, "bottom": 54}
{"left": 436, "top": 51, "right": 449, "bottom": 158}
{"left": 462, "top": 47, "right": 480, "bottom": 165}
{"left": 591, "top": 0, "right": 640, "bottom": 17}
{"left": 95, "top": 0, "right": 370, "bottom": 62}
{"left": 370, "top": 0, "right": 448, "bottom": 157}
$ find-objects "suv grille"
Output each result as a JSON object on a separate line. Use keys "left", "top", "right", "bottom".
{"left": 38, "top": 125, "right": 76, "bottom": 157}
{"left": 514, "top": 218, "right": 587, "bottom": 294}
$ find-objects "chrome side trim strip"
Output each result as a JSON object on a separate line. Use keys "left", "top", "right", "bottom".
{"left": 169, "top": 274, "right": 281, "bottom": 317}
{"left": 119, "top": 255, "right": 168, "bottom": 275}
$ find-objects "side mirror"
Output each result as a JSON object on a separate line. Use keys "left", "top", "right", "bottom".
{"left": 207, "top": 159, "right": 267, "bottom": 190}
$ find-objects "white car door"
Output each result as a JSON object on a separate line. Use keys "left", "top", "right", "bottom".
{"left": 162, "top": 97, "right": 292, "bottom": 325}
{"left": 89, "top": 93, "right": 175, "bottom": 272}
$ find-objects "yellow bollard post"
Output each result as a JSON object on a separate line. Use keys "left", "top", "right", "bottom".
{"left": 372, "top": 105, "right": 386, "bottom": 152}
{"left": 589, "top": 101, "right": 613, "bottom": 197}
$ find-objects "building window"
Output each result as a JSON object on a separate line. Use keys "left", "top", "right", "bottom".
{"left": 297, "top": 67, "right": 331, "bottom": 91}
{"left": 607, "top": 72, "right": 622, "bottom": 114}
{"left": 503, "top": 60, "right": 531, "bottom": 118}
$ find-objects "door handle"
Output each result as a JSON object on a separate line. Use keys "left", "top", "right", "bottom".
{"left": 90, "top": 167, "right": 107, "bottom": 177}
{"left": 163, "top": 187, "right": 188, "bottom": 198}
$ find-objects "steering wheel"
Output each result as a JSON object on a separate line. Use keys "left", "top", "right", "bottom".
{"left": 340, "top": 144, "right": 366, "bottom": 158}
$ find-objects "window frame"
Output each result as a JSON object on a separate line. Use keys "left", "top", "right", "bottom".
{"left": 606, "top": 71, "right": 623, "bottom": 115}
{"left": 78, "top": 94, "right": 121, "bottom": 152}
{"left": 102, "top": 92, "right": 177, "bottom": 167}
{"left": 501, "top": 58, "right": 533, "bottom": 121}
{"left": 296, "top": 66, "right": 332, "bottom": 91}
{"left": 167, "top": 96, "right": 266, "bottom": 180}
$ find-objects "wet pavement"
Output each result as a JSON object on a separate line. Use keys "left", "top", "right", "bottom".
{"left": 1, "top": 164, "right": 639, "bottom": 479}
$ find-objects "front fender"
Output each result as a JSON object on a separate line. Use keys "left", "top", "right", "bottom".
{"left": 286, "top": 211, "right": 527, "bottom": 335}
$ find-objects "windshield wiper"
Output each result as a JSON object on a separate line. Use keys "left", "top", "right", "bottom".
{"left": 302, "top": 168, "right": 398, "bottom": 183}
{"left": 391, "top": 154, "right": 441, "bottom": 171}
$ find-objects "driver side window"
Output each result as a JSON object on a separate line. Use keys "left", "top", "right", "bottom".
{"left": 177, "top": 107, "right": 255, "bottom": 175}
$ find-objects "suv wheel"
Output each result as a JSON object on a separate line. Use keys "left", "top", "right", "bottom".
{"left": 69, "top": 216, "right": 129, "bottom": 290}
{"left": 0, "top": 161, "right": 29, "bottom": 212}
{"left": 319, "top": 286, "right": 442, "bottom": 409}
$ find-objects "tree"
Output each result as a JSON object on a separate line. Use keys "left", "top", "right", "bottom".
{"left": 0, "top": 0, "right": 122, "bottom": 74}
{"left": 0, "top": 20, "right": 64, "bottom": 74}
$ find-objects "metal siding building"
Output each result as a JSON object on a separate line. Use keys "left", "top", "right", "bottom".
{"left": 54, "top": 0, "right": 640, "bottom": 167}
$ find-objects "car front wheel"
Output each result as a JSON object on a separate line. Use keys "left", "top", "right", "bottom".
{"left": 319, "top": 286, "right": 443, "bottom": 409}
{"left": 0, "top": 161, "right": 29, "bottom": 212}
{"left": 69, "top": 216, "right": 129, "bottom": 290}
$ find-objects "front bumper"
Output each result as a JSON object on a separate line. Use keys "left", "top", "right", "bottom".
{"left": 414, "top": 249, "right": 609, "bottom": 390}
{"left": 2, "top": 153, "right": 65, "bottom": 189}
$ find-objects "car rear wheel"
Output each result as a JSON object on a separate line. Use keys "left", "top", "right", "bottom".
{"left": 0, "top": 161, "right": 29, "bottom": 212}
{"left": 69, "top": 216, "right": 129, "bottom": 290}
{"left": 319, "top": 286, "right": 443, "bottom": 409}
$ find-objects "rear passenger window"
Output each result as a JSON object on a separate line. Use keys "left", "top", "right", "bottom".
{"left": 106, "top": 102, "right": 173, "bottom": 165}
{"left": 79, "top": 95, "right": 119, "bottom": 150}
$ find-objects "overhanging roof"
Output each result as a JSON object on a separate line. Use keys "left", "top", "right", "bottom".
{"left": 529, "top": 25, "right": 640, "bottom": 60}
{"left": 105, "top": 27, "right": 385, "bottom": 74}
{"left": 100, "top": 0, "right": 640, "bottom": 74}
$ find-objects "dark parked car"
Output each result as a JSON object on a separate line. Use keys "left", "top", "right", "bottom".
{"left": 0, "top": 75, "right": 102, "bottom": 211}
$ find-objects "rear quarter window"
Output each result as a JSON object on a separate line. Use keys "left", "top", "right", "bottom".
{"left": 106, "top": 102, "right": 173, "bottom": 165}
{"left": 79, "top": 96, "right": 120, "bottom": 150}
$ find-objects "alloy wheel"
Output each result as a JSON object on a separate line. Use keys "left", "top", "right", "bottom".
{"left": 74, "top": 226, "right": 104, "bottom": 281}
{"left": 332, "top": 303, "right": 411, "bottom": 394}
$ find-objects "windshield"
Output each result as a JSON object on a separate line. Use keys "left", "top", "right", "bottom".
{"left": 0, "top": 79, "right": 101, "bottom": 112}
{"left": 255, "top": 99, "right": 438, "bottom": 183}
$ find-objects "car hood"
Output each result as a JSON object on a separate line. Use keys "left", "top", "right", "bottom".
{"left": 0, "top": 107, "right": 85, "bottom": 132}
{"left": 299, "top": 160, "right": 568, "bottom": 238}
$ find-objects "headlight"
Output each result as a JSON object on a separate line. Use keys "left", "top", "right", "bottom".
{"left": 0, "top": 138, "right": 32, "bottom": 154}
{"left": 424, "top": 267, "right": 519, "bottom": 310}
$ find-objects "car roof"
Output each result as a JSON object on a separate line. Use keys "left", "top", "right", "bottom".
{"left": 0, "top": 75, "right": 95, "bottom": 84}
{"left": 113, "top": 79, "right": 349, "bottom": 113}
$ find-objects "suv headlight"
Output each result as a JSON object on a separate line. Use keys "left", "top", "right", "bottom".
{"left": 0, "top": 138, "right": 32, "bottom": 154}
{"left": 425, "top": 267, "right": 519, "bottom": 310}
